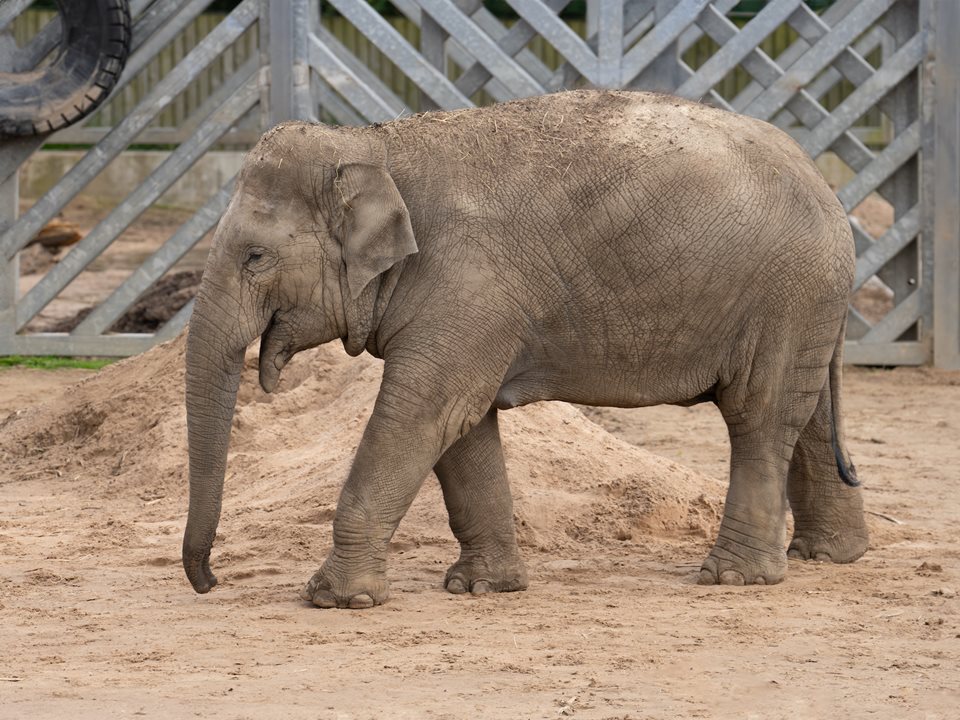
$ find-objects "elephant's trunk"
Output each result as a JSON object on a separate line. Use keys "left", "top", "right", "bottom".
{"left": 182, "top": 298, "right": 245, "bottom": 594}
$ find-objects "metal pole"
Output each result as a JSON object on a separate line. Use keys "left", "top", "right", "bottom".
{"left": 933, "top": 0, "right": 960, "bottom": 368}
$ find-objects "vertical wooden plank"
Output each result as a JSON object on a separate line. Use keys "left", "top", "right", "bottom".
{"left": 933, "top": 0, "right": 960, "bottom": 368}
{"left": 196, "top": 16, "right": 210, "bottom": 124}
{"left": 595, "top": 0, "right": 624, "bottom": 87}
{"left": 632, "top": 0, "right": 685, "bottom": 91}
{"left": 0, "top": 164, "right": 17, "bottom": 354}
{"left": 186, "top": 17, "right": 199, "bottom": 124}
{"left": 174, "top": 27, "right": 187, "bottom": 127}
{"left": 878, "top": 0, "right": 920, "bottom": 341}
{"left": 420, "top": 10, "right": 447, "bottom": 111}
{"left": 269, "top": 0, "right": 296, "bottom": 124}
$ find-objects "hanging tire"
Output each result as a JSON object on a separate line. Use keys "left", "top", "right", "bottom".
{"left": 0, "top": 0, "right": 131, "bottom": 137}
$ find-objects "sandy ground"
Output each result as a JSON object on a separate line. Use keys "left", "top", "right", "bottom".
{"left": 1, "top": 187, "right": 951, "bottom": 718}
{"left": 0, "top": 339, "right": 957, "bottom": 719}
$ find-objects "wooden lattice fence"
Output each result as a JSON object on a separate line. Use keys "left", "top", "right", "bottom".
{"left": 0, "top": 0, "right": 957, "bottom": 366}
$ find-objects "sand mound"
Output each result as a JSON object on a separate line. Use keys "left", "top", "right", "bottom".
{"left": 0, "top": 335, "right": 724, "bottom": 569}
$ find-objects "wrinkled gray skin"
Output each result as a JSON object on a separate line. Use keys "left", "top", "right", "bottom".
{"left": 183, "top": 90, "right": 868, "bottom": 609}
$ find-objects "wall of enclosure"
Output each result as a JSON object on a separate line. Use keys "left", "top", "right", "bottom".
{"left": 0, "top": 0, "right": 957, "bottom": 367}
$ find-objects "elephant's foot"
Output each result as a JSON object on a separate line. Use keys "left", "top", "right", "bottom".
{"left": 444, "top": 553, "right": 528, "bottom": 596}
{"left": 300, "top": 556, "right": 389, "bottom": 609}
{"left": 788, "top": 525, "right": 868, "bottom": 564}
{"left": 698, "top": 530, "right": 787, "bottom": 586}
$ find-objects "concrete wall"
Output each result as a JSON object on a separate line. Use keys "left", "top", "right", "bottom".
{"left": 18, "top": 151, "right": 248, "bottom": 210}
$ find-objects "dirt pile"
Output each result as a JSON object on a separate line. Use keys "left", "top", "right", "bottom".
{"left": 0, "top": 335, "right": 723, "bottom": 567}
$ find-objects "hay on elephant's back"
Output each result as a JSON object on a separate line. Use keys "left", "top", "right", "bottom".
{"left": 0, "top": 333, "right": 724, "bottom": 554}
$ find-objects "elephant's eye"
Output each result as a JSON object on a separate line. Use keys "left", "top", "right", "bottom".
{"left": 243, "top": 247, "right": 268, "bottom": 267}
{"left": 241, "top": 246, "right": 277, "bottom": 273}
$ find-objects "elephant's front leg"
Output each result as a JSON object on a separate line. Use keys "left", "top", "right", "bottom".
{"left": 435, "top": 408, "right": 528, "bottom": 595}
{"left": 301, "top": 405, "right": 443, "bottom": 609}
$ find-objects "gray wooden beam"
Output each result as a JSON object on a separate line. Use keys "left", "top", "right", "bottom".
{"left": 802, "top": 34, "right": 924, "bottom": 159}
{"left": 0, "top": 0, "right": 259, "bottom": 262}
{"left": 268, "top": 0, "right": 296, "bottom": 124}
{"left": 676, "top": 0, "right": 802, "bottom": 100}
{"left": 694, "top": 3, "right": 876, "bottom": 172}
{"left": 859, "top": 289, "right": 922, "bottom": 344}
{"left": 15, "top": 74, "right": 258, "bottom": 330}
{"left": 0, "top": 156, "right": 18, "bottom": 355}
{"left": 744, "top": 0, "right": 897, "bottom": 120}
{"left": 502, "top": 0, "right": 599, "bottom": 83}
{"left": 72, "top": 181, "right": 235, "bottom": 336}
{"left": 0, "top": 0, "right": 33, "bottom": 31}
{"left": 844, "top": 340, "right": 927, "bottom": 365}
{"left": 324, "top": 0, "right": 472, "bottom": 109}
{"left": 622, "top": 0, "right": 710, "bottom": 84}
{"left": 308, "top": 31, "right": 405, "bottom": 122}
{"left": 933, "top": 0, "right": 960, "bottom": 368}
{"left": 420, "top": 0, "right": 545, "bottom": 98}
{"left": 853, "top": 205, "right": 921, "bottom": 291}
{"left": 1, "top": 334, "right": 162, "bottom": 357}
{"left": 836, "top": 121, "right": 920, "bottom": 212}
{"left": 451, "top": 0, "right": 564, "bottom": 98}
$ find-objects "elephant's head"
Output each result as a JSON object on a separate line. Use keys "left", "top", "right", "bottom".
{"left": 182, "top": 122, "right": 418, "bottom": 593}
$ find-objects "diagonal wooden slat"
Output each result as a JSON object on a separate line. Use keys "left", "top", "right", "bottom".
{"left": 677, "top": 0, "right": 739, "bottom": 53}
{"left": 0, "top": 0, "right": 33, "bottom": 32}
{"left": 0, "top": 0, "right": 259, "bottom": 262}
{"left": 155, "top": 299, "right": 196, "bottom": 341}
{"left": 676, "top": 0, "right": 802, "bottom": 100}
{"left": 694, "top": 4, "right": 876, "bottom": 173}
{"left": 308, "top": 30, "right": 405, "bottom": 122}
{"left": 621, "top": 0, "right": 711, "bottom": 83}
{"left": 386, "top": 0, "right": 540, "bottom": 101}
{"left": 418, "top": 0, "right": 546, "bottom": 97}
{"left": 853, "top": 206, "right": 921, "bottom": 292}
{"left": 325, "top": 0, "right": 472, "bottom": 110}
{"left": 312, "top": 73, "right": 366, "bottom": 126}
{"left": 850, "top": 219, "right": 877, "bottom": 256}
{"left": 15, "top": 73, "right": 259, "bottom": 330}
{"left": 744, "top": 0, "right": 898, "bottom": 120}
{"left": 0, "top": 0, "right": 202, "bottom": 186}
{"left": 546, "top": 0, "right": 658, "bottom": 92}
{"left": 846, "top": 306, "right": 873, "bottom": 340}
{"left": 837, "top": 122, "right": 920, "bottom": 212}
{"left": 859, "top": 289, "right": 922, "bottom": 344}
{"left": 802, "top": 34, "right": 925, "bottom": 159}
{"left": 72, "top": 181, "right": 236, "bottom": 336}
{"left": 451, "top": 0, "right": 565, "bottom": 98}
{"left": 502, "top": 0, "right": 600, "bottom": 82}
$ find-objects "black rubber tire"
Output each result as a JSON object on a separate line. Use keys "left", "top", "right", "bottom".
{"left": 0, "top": 0, "right": 131, "bottom": 136}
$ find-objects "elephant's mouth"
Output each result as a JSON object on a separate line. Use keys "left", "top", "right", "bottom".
{"left": 258, "top": 311, "right": 290, "bottom": 393}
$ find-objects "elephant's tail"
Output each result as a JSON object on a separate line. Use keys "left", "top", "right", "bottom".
{"left": 829, "top": 320, "right": 860, "bottom": 487}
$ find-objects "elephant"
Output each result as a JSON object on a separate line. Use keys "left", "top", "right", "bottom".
{"left": 182, "top": 89, "right": 868, "bottom": 609}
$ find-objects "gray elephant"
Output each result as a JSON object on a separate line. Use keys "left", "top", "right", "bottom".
{"left": 182, "top": 89, "right": 868, "bottom": 609}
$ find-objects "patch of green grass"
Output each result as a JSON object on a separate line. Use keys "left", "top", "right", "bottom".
{"left": 0, "top": 356, "right": 115, "bottom": 370}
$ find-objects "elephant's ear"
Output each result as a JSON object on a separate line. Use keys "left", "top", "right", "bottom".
{"left": 335, "top": 162, "right": 418, "bottom": 299}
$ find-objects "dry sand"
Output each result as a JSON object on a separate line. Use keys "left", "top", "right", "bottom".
{"left": 1, "top": 336, "right": 958, "bottom": 719}
{"left": 2, "top": 190, "right": 956, "bottom": 718}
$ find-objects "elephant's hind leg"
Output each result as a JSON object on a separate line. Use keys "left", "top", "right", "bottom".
{"left": 435, "top": 408, "right": 528, "bottom": 595}
{"left": 700, "top": 349, "right": 827, "bottom": 586}
{"left": 787, "top": 382, "right": 868, "bottom": 563}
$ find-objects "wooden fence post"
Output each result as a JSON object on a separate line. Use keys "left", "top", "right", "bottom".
{"left": 933, "top": 0, "right": 960, "bottom": 368}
